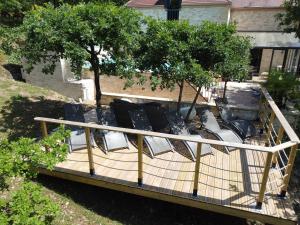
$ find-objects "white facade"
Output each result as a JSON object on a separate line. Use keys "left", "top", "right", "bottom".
{"left": 22, "top": 59, "right": 95, "bottom": 101}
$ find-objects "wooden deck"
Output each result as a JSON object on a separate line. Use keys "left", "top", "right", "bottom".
{"left": 39, "top": 140, "right": 297, "bottom": 225}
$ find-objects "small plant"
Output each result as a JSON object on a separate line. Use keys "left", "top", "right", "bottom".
{"left": 0, "top": 182, "right": 59, "bottom": 225}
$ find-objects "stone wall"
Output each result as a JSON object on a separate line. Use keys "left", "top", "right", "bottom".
{"left": 137, "top": 7, "right": 166, "bottom": 20}
{"left": 136, "top": 5, "right": 229, "bottom": 24}
{"left": 231, "top": 9, "right": 283, "bottom": 31}
{"left": 180, "top": 5, "right": 229, "bottom": 25}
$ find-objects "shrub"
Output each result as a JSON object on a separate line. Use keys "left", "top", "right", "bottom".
{"left": 264, "top": 70, "right": 300, "bottom": 108}
{"left": 0, "top": 182, "right": 59, "bottom": 225}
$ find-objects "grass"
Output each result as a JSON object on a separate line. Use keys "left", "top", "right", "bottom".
{"left": 0, "top": 73, "right": 249, "bottom": 225}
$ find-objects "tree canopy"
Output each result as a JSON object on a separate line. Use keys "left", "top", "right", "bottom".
{"left": 21, "top": 3, "right": 142, "bottom": 106}
{"left": 138, "top": 19, "right": 212, "bottom": 112}
{"left": 276, "top": 0, "right": 300, "bottom": 39}
{"left": 0, "top": 0, "right": 128, "bottom": 27}
{"left": 191, "top": 22, "right": 251, "bottom": 101}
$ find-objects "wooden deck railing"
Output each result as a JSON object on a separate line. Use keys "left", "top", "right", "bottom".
{"left": 34, "top": 87, "right": 299, "bottom": 210}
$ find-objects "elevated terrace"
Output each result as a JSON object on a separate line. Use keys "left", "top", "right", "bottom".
{"left": 35, "top": 87, "right": 299, "bottom": 225}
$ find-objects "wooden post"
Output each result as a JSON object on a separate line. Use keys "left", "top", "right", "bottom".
{"left": 256, "top": 152, "right": 273, "bottom": 209}
{"left": 265, "top": 112, "right": 276, "bottom": 146}
{"left": 193, "top": 143, "right": 202, "bottom": 197}
{"left": 137, "top": 134, "right": 143, "bottom": 187}
{"left": 84, "top": 127, "right": 95, "bottom": 175}
{"left": 271, "top": 126, "right": 284, "bottom": 168}
{"left": 40, "top": 121, "right": 49, "bottom": 152}
{"left": 279, "top": 144, "right": 298, "bottom": 197}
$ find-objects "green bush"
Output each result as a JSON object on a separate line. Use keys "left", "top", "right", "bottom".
{"left": 0, "top": 182, "right": 59, "bottom": 225}
{"left": 0, "top": 126, "right": 70, "bottom": 190}
{"left": 264, "top": 70, "right": 300, "bottom": 108}
{"left": 0, "top": 126, "right": 70, "bottom": 224}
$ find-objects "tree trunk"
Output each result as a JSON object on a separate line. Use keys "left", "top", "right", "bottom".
{"left": 94, "top": 69, "right": 101, "bottom": 107}
{"left": 222, "top": 80, "right": 228, "bottom": 103}
{"left": 90, "top": 46, "right": 102, "bottom": 107}
{"left": 177, "top": 81, "right": 184, "bottom": 113}
{"left": 185, "top": 86, "right": 201, "bottom": 122}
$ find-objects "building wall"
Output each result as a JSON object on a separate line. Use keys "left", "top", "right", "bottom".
{"left": 137, "top": 7, "right": 166, "bottom": 20}
{"left": 136, "top": 5, "right": 229, "bottom": 24}
{"left": 22, "top": 59, "right": 94, "bottom": 101}
{"left": 231, "top": 9, "right": 283, "bottom": 31}
{"left": 180, "top": 5, "right": 229, "bottom": 24}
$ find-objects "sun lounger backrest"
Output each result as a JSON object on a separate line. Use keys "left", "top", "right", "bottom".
{"left": 111, "top": 100, "right": 139, "bottom": 128}
{"left": 129, "top": 108, "right": 153, "bottom": 131}
{"left": 83, "top": 109, "right": 98, "bottom": 124}
{"left": 98, "top": 108, "right": 118, "bottom": 127}
{"left": 166, "top": 111, "right": 190, "bottom": 135}
{"left": 143, "top": 102, "right": 169, "bottom": 132}
{"left": 200, "top": 109, "right": 221, "bottom": 133}
{"left": 64, "top": 103, "right": 84, "bottom": 122}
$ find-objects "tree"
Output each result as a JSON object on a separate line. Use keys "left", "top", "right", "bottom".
{"left": 0, "top": 0, "right": 128, "bottom": 27}
{"left": 137, "top": 19, "right": 196, "bottom": 112}
{"left": 184, "top": 63, "right": 212, "bottom": 121}
{"left": 264, "top": 70, "right": 300, "bottom": 107}
{"left": 21, "top": 3, "right": 142, "bottom": 107}
{"left": 191, "top": 21, "right": 251, "bottom": 103}
{"left": 276, "top": 0, "right": 300, "bottom": 39}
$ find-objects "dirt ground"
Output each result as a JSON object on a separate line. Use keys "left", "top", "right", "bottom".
{"left": 99, "top": 74, "right": 207, "bottom": 104}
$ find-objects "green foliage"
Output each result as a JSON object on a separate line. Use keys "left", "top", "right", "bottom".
{"left": 276, "top": 0, "right": 300, "bottom": 39}
{"left": 21, "top": 3, "right": 142, "bottom": 105}
{"left": 138, "top": 19, "right": 196, "bottom": 91}
{"left": 264, "top": 70, "right": 300, "bottom": 107}
{"left": 0, "top": 126, "right": 70, "bottom": 190}
{"left": 190, "top": 21, "right": 251, "bottom": 101}
{"left": 0, "top": 182, "right": 59, "bottom": 225}
{"left": 0, "top": 0, "right": 128, "bottom": 27}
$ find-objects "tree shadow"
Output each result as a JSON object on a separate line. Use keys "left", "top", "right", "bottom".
{"left": 36, "top": 175, "right": 246, "bottom": 225}
{"left": 0, "top": 95, "right": 66, "bottom": 140}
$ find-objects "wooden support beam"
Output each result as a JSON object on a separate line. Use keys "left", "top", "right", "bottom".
{"left": 272, "top": 126, "right": 285, "bottom": 168}
{"left": 193, "top": 143, "right": 202, "bottom": 196}
{"left": 279, "top": 144, "right": 298, "bottom": 197}
{"left": 137, "top": 134, "right": 143, "bottom": 187}
{"left": 84, "top": 127, "right": 95, "bottom": 175}
{"left": 40, "top": 121, "right": 49, "bottom": 152}
{"left": 266, "top": 112, "right": 276, "bottom": 146}
{"left": 256, "top": 152, "right": 273, "bottom": 209}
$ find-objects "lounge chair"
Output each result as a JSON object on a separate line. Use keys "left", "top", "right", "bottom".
{"left": 129, "top": 108, "right": 174, "bottom": 158}
{"left": 199, "top": 109, "right": 243, "bottom": 153}
{"left": 218, "top": 106, "right": 256, "bottom": 140}
{"left": 166, "top": 111, "right": 213, "bottom": 161}
{"left": 64, "top": 103, "right": 96, "bottom": 152}
{"left": 84, "top": 108, "right": 129, "bottom": 153}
